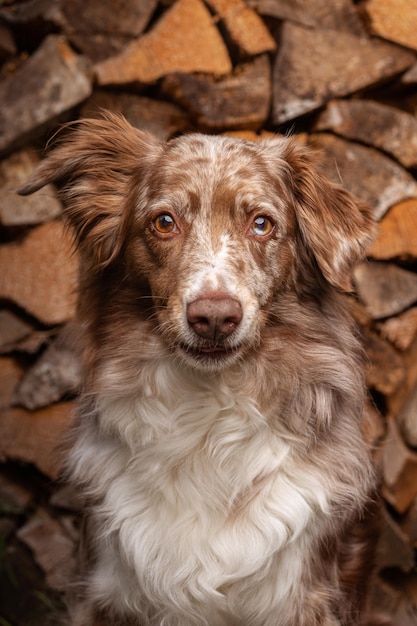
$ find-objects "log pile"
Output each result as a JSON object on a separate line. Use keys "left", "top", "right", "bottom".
{"left": 1, "top": 0, "right": 417, "bottom": 623}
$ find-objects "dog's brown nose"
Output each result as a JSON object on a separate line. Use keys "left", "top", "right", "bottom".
{"left": 187, "top": 297, "right": 243, "bottom": 341}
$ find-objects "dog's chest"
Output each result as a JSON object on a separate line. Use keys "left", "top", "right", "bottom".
{"left": 98, "top": 374, "right": 288, "bottom": 518}
{"left": 96, "top": 367, "right": 294, "bottom": 512}
{"left": 85, "top": 364, "right": 331, "bottom": 617}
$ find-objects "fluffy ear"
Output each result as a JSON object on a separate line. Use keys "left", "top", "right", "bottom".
{"left": 19, "top": 113, "right": 162, "bottom": 267}
{"left": 282, "top": 141, "right": 376, "bottom": 292}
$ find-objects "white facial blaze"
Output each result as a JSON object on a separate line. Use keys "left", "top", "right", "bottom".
{"left": 177, "top": 217, "right": 261, "bottom": 349}
{"left": 187, "top": 233, "right": 233, "bottom": 295}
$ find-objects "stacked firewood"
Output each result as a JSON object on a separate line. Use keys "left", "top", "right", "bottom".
{"left": 1, "top": 0, "right": 417, "bottom": 623}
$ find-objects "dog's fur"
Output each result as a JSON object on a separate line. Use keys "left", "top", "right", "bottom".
{"left": 20, "top": 114, "right": 378, "bottom": 626}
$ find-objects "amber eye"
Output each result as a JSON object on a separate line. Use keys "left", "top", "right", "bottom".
{"left": 249, "top": 215, "right": 274, "bottom": 238}
{"left": 152, "top": 213, "right": 178, "bottom": 236}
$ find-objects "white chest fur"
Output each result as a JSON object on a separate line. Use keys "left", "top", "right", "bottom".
{"left": 72, "top": 361, "right": 333, "bottom": 625}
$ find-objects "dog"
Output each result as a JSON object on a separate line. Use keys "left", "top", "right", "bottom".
{"left": 20, "top": 114, "right": 378, "bottom": 626}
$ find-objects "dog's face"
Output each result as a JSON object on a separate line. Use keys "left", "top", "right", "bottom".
{"left": 19, "top": 115, "right": 374, "bottom": 371}
{"left": 127, "top": 134, "right": 299, "bottom": 369}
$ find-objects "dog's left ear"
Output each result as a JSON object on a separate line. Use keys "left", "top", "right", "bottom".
{"left": 18, "top": 113, "right": 163, "bottom": 268}
{"left": 282, "top": 141, "right": 376, "bottom": 292}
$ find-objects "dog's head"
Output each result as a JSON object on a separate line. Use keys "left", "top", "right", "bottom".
{"left": 20, "top": 114, "right": 374, "bottom": 371}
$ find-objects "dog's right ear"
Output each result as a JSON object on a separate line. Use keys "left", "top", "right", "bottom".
{"left": 18, "top": 113, "right": 163, "bottom": 268}
{"left": 270, "top": 139, "right": 376, "bottom": 293}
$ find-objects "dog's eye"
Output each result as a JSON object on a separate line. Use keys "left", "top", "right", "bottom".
{"left": 152, "top": 213, "right": 178, "bottom": 236}
{"left": 249, "top": 216, "right": 275, "bottom": 238}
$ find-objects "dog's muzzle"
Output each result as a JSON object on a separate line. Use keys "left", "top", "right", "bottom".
{"left": 178, "top": 295, "right": 244, "bottom": 367}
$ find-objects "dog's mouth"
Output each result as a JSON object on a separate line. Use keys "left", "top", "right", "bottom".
{"left": 179, "top": 342, "right": 241, "bottom": 367}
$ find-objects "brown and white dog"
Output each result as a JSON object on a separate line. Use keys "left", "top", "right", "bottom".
{"left": 20, "top": 114, "right": 378, "bottom": 626}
